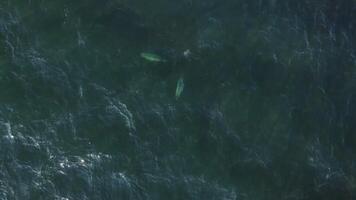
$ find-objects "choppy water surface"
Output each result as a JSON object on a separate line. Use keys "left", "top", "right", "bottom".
{"left": 0, "top": 1, "right": 355, "bottom": 199}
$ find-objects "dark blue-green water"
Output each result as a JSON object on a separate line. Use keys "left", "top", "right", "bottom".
{"left": 0, "top": 0, "right": 355, "bottom": 199}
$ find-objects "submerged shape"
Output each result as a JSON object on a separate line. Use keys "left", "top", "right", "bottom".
{"left": 140, "top": 52, "right": 166, "bottom": 62}
{"left": 175, "top": 77, "right": 184, "bottom": 99}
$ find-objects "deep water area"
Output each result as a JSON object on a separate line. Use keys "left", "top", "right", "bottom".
{"left": 0, "top": 0, "right": 356, "bottom": 199}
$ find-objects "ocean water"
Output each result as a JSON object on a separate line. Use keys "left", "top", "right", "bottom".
{"left": 0, "top": 0, "right": 355, "bottom": 199}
